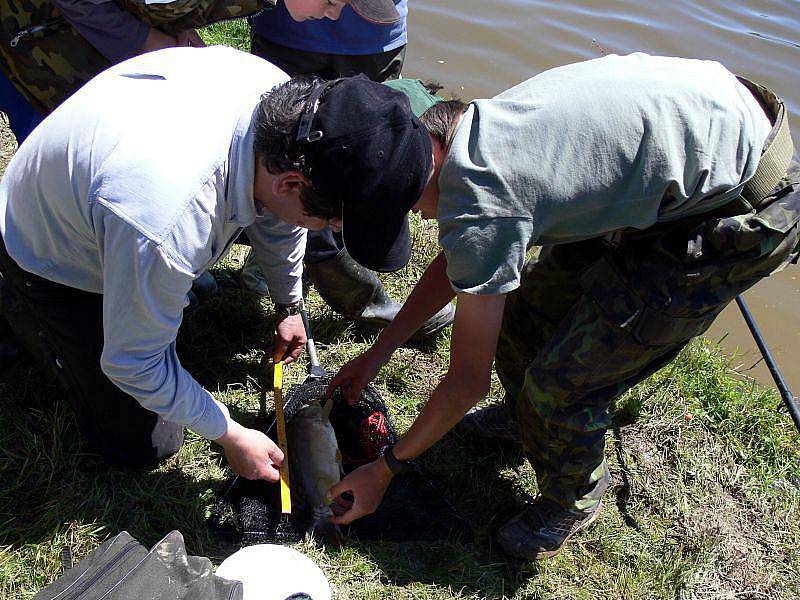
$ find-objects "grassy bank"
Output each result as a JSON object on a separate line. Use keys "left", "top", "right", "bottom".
{"left": 2, "top": 232, "right": 799, "bottom": 599}
{"left": 1, "top": 20, "right": 799, "bottom": 599}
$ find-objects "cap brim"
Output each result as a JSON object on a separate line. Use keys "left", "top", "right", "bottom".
{"left": 349, "top": 0, "right": 402, "bottom": 24}
{"left": 341, "top": 207, "right": 412, "bottom": 273}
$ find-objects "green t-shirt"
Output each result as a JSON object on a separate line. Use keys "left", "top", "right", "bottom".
{"left": 437, "top": 53, "right": 772, "bottom": 295}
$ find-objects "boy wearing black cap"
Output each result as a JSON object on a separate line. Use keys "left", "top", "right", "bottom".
{"left": 323, "top": 54, "right": 800, "bottom": 560}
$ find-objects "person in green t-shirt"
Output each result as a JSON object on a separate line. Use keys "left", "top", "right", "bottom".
{"left": 322, "top": 53, "right": 799, "bottom": 560}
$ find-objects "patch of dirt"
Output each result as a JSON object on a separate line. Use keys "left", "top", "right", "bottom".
{"left": 620, "top": 418, "right": 794, "bottom": 597}
{"left": 677, "top": 489, "right": 774, "bottom": 597}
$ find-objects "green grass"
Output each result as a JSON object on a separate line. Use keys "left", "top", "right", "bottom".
{"left": 2, "top": 235, "right": 798, "bottom": 599}
{"left": 200, "top": 17, "right": 251, "bottom": 50}
{"left": 1, "top": 20, "right": 799, "bottom": 599}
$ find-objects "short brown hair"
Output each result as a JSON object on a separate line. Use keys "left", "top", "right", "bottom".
{"left": 420, "top": 99, "right": 468, "bottom": 150}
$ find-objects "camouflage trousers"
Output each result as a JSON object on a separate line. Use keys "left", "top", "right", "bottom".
{"left": 495, "top": 160, "right": 800, "bottom": 511}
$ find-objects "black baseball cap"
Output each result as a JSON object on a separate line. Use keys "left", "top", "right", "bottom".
{"left": 293, "top": 75, "right": 432, "bottom": 272}
{"left": 350, "top": 0, "right": 401, "bottom": 24}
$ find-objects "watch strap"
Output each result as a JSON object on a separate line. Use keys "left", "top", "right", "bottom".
{"left": 383, "top": 445, "right": 413, "bottom": 476}
{"left": 275, "top": 300, "right": 303, "bottom": 317}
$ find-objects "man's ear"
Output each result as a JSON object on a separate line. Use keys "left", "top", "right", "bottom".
{"left": 272, "top": 170, "right": 312, "bottom": 197}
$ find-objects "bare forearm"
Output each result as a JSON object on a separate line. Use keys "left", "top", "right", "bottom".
{"left": 326, "top": 293, "right": 506, "bottom": 526}
{"left": 374, "top": 251, "right": 454, "bottom": 355}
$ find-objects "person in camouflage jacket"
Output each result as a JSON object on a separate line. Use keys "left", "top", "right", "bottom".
{"left": 0, "top": 0, "right": 268, "bottom": 116}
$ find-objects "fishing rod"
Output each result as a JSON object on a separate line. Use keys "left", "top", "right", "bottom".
{"left": 736, "top": 295, "right": 800, "bottom": 434}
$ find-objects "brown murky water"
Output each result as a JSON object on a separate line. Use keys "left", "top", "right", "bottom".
{"left": 404, "top": 0, "right": 800, "bottom": 393}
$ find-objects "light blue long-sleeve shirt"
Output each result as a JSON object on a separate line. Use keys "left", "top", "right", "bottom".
{"left": 0, "top": 45, "right": 305, "bottom": 439}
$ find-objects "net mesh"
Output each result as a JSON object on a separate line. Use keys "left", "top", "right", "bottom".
{"left": 211, "top": 373, "right": 472, "bottom": 545}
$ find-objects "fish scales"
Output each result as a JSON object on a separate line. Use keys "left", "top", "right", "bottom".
{"left": 286, "top": 400, "right": 344, "bottom": 543}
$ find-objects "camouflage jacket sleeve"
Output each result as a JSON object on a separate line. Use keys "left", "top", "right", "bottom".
{"left": 116, "top": 0, "right": 275, "bottom": 36}
{"left": 0, "top": 0, "right": 274, "bottom": 114}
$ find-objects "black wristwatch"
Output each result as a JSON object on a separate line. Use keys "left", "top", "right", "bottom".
{"left": 274, "top": 300, "right": 303, "bottom": 318}
{"left": 382, "top": 445, "right": 413, "bottom": 476}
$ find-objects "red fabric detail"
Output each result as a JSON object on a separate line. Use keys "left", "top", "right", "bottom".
{"left": 360, "top": 411, "right": 391, "bottom": 461}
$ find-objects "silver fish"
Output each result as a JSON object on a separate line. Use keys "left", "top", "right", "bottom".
{"left": 286, "top": 399, "right": 344, "bottom": 544}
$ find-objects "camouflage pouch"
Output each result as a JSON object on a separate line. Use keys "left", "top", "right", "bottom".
{"left": 681, "top": 180, "right": 800, "bottom": 283}
{"left": 590, "top": 174, "right": 800, "bottom": 348}
{"left": 578, "top": 253, "right": 722, "bottom": 349}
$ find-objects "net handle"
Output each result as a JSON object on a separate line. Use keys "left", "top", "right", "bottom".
{"left": 299, "top": 304, "right": 322, "bottom": 371}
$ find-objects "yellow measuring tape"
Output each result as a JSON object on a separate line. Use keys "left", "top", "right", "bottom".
{"left": 273, "top": 361, "right": 291, "bottom": 514}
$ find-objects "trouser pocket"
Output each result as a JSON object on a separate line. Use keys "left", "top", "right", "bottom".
{"left": 579, "top": 254, "right": 721, "bottom": 349}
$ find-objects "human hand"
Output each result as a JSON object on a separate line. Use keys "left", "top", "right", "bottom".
{"left": 215, "top": 421, "right": 284, "bottom": 481}
{"left": 176, "top": 29, "right": 205, "bottom": 47}
{"left": 274, "top": 313, "right": 306, "bottom": 364}
{"left": 327, "top": 458, "right": 393, "bottom": 525}
{"left": 325, "top": 347, "right": 389, "bottom": 405}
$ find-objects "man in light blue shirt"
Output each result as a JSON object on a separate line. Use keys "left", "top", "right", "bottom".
{"left": 0, "top": 46, "right": 430, "bottom": 478}
{"left": 0, "top": 48, "right": 271, "bottom": 479}
{"left": 0, "top": 46, "right": 311, "bottom": 475}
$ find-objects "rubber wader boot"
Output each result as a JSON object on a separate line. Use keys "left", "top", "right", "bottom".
{"left": 305, "top": 250, "right": 454, "bottom": 340}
